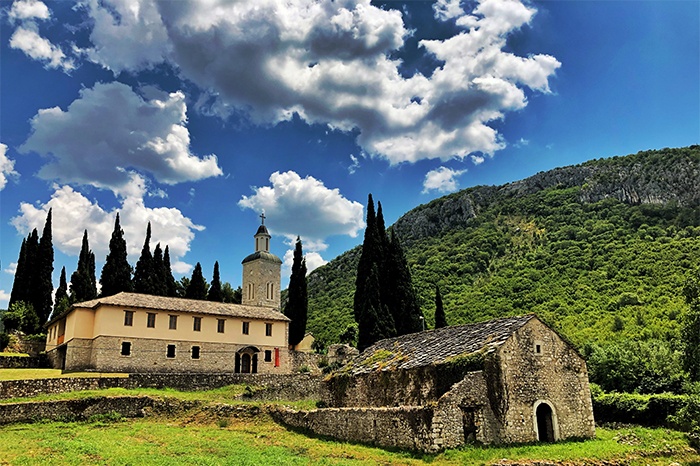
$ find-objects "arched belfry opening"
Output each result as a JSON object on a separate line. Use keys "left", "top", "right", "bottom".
{"left": 534, "top": 401, "right": 556, "bottom": 442}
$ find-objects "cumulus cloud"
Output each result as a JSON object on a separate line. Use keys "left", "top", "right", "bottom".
{"left": 74, "top": 0, "right": 559, "bottom": 165}
{"left": 422, "top": 166, "right": 467, "bottom": 194}
{"left": 8, "top": 0, "right": 50, "bottom": 21}
{"left": 9, "top": 24, "right": 75, "bottom": 71}
{"left": 10, "top": 183, "right": 203, "bottom": 270}
{"left": 20, "top": 81, "right": 222, "bottom": 197}
{"left": 4, "top": 263, "right": 18, "bottom": 275}
{"left": 239, "top": 170, "right": 364, "bottom": 269}
{"left": 0, "top": 144, "right": 19, "bottom": 190}
{"left": 0, "top": 290, "right": 10, "bottom": 307}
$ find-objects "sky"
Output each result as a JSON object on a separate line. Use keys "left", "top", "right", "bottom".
{"left": 0, "top": 0, "right": 698, "bottom": 309}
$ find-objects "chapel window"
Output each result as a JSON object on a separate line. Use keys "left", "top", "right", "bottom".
{"left": 191, "top": 346, "right": 200, "bottom": 360}
{"left": 166, "top": 344, "right": 176, "bottom": 358}
{"left": 193, "top": 316, "right": 202, "bottom": 332}
{"left": 121, "top": 341, "right": 131, "bottom": 356}
{"left": 169, "top": 315, "right": 178, "bottom": 330}
{"left": 242, "top": 321, "right": 250, "bottom": 335}
{"left": 217, "top": 319, "right": 225, "bottom": 333}
{"left": 147, "top": 313, "right": 156, "bottom": 328}
{"left": 124, "top": 310, "right": 134, "bottom": 327}
{"left": 264, "top": 350, "right": 272, "bottom": 362}
{"left": 265, "top": 323, "right": 273, "bottom": 337}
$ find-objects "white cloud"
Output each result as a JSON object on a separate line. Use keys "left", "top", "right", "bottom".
{"left": 238, "top": 171, "right": 365, "bottom": 241}
{"left": 4, "top": 263, "right": 18, "bottom": 275}
{"left": 75, "top": 0, "right": 559, "bottom": 165}
{"left": 348, "top": 154, "right": 360, "bottom": 174}
{"left": 9, "top": 24, "right": 75, "bottom": 71}
{"left": 0, "top": 144, "right": 19, "bottom": 190}
{"left": 20, "top": 82, "right": 222, "bottom": 197}
{"left": 0, "top": 289, "right": 10, "bottom": 308}
{"left": 9, "top": 0, "right": 50, "bottom": 22}
{"left": 422, "top": 166, "right": 467, "bottom": 194}
{"left": 282, "top": 247, "right": 327, "bottom": 282}
{"left": 10, "top": 183, "right": 203, "bottom": 270}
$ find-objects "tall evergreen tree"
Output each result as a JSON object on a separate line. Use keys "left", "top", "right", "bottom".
{"left": 384, "top": 229, "right": 423, "bottom": 335}
{"left": 133, "top": 222, "right": 156, "bottom": 294}
{"left": 100, "top": 213, "right": 133, "bottom": 297}
{"left": 354, "top": 194, "right": 380, "bottom": 322}
{"left": 207, "top": 261, "right": 224, "bottom": 302}
{"left": 8, "top": 238, "right": 28, "bottom": 309}
{"left": 357, "top": 264, "right": 395, "bottom": 351}
{"left": 152, "top": 243, "right": 167, "bottom": 296}
{"left": 53, "top": 267, "right": 69, "bottom": 317}
{"left": 163, "top": 246, "right": 177, "bottom": 297}
{"left": 34, "top": 209, "right": 54, "bottom": 324}
{"left": 186, "top": 262, "right": 208, "bottom": 300}
{"left": 434, "top": 284, "right": 447, "bottom": 329}
{"left": 285, "top": 237, "right": 308, "bottom": 347}
{"left": 70, "top": 230, "right": 97, "bottom": 303}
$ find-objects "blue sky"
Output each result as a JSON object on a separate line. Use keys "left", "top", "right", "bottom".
{"left": 1, "top": 0, "right": 698, "bottom": 308}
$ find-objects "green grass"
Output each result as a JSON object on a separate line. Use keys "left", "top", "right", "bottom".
{"left": 0, "top": 369, "right": 129, "bottom": 381}
{"left": 0, "top": 417, "right": 697, "bottom": 465}
{"left": 0, "top": 352, "right": 30, "bottom": 357}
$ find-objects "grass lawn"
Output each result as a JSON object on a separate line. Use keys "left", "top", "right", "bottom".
{"left": 0, "top": 369, "right": 128, "bottom": 381}
{"left": 0, "top": 416, "right": 697, "bottom": 466}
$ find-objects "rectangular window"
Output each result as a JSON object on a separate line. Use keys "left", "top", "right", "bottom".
{"left": 193, "top": 316, "right": 202, "bottom": 332}
{"left": 124, "top": 310, "right": 134, "bottom": 327}
{"left": 191, "top": 346, "right": 200, "bottom": 360}
{"left": 147, "top": 313, "right": 156, "bottom": 328}
{"left": 169, "top": 315, "right": 178, "bottom": 330}
{"left": 166, "top": 344, "right": 176, "bottom": 358}
{"left": 264, "top": 350, "right": 272, "bottom": 362}
{"left": 121, "top": 341, "right": 131, "bottom": 356}
{"left": 217, "top": 319, "right": 225, "bottom": 333}
{"left": 242, "top": 321, "right": 250, "bottom": 335}
{"left": 265, "top": 323, "right": 273, "bottom": 337}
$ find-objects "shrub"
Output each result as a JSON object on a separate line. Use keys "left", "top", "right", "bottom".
{"left": 0, "top": 333, "right": 9, "bottom": 352}
{"left": 593, "top": 391, "right": 689, "bottom": 427}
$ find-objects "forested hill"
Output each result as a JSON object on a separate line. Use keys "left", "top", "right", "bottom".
{"left": 307, "top": 146, "right": 700, "bottom": 349}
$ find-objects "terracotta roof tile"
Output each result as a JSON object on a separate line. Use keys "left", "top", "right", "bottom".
{"left": 57, "top": 292, "right": 290, "bottom": 323}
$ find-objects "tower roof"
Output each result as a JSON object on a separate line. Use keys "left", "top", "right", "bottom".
{"left": 256, "top": 224, "right": 270, "bottom": 236}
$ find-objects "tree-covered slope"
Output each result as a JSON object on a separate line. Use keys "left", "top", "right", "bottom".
{"left": 307, "top": 146, "right": 700, "bottom": 349}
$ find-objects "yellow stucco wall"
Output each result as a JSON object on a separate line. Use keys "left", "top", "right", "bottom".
{"left": 47, "top": 304, "right": 287, "bottom": 350}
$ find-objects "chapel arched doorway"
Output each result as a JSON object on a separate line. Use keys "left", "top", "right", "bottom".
{"left": 535, "top": 402, "right": 555, "bottom": 442}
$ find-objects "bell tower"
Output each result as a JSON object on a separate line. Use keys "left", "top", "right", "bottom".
{"left": 241, "top": 213, "right": 282, "bottom": 309}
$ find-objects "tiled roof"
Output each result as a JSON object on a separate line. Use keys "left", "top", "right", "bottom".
{"left": 50, "top": 292, "right": 289, "bottom": 324}
{"left": 347, "top": 315, "right": 536, "bottom": 374}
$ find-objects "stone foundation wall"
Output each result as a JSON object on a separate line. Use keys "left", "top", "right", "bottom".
{"left": 271, "top": 405, "right": 435, "bottom": 451}
{"left": 48, "top": 336, "right": 293, "bottom": 375}
{"left": 0, "top": 373, "right": 328, "bottom": 402}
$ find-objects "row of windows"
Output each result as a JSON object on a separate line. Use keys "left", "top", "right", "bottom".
{"left": 124, "top": 310, "right": 273, "bottom": 336}
{"left": 120, "top": 341, "right": 274, "bottom": 363}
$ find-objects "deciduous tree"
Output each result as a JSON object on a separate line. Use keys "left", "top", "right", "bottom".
{"left": 682, "top": 267, "right": 700, "bottom": 381}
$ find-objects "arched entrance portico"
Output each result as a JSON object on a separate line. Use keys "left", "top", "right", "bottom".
{"left": 235, "top": 346, "right": 260, "bottom": 374}
{"left": 533, "top": 400, "right": 558, "bottom": 442}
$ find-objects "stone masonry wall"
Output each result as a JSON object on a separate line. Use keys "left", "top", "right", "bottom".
{"left": 50, "top": 336, "right": 291, "bottom": 375}
{"left": 271, "top": 406, "right": 435, "bottom": 451}
{"left": 0, "top": 355, "right": 47, "bottom": 369}
{"left": 497, "top": 319, "right": 596, "bottom": 443}
{"left": 0, "top": 373, "right": 328, "bottom": 402}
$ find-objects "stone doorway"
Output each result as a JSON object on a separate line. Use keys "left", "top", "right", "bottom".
{"left": 536, "top": 403, "right": 555, "bottom": 442}
{"left": 235, "top": 346, "right": 260, "bottom": 374}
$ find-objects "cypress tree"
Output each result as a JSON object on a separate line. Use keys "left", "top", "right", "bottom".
{"left": 434, "top": 284, "right": 447, "bottom": 329}
{"left": 35, "top": 209, "right": 54, "bottom": 325}
{"left": 284, "top": 237, "right": 308, "bottom": 347}
{"left": 53, "top": 266, "right": 69, "bottom": 317}
{"left": 354, "top": 194, "right": 379, "bottom": 322}
{"left": 357, "top": 264, "right": 395, "bottom": 351}
{"left": 384, "top": 229, "right": 423, "bottom": 335}
{"left": 185, "top": 262, "right": 207, "bottom": 300}
{"left": 133, "top": 222, "right": 155, "bottom": 294}
{"left": 100, "top": 213, "right": 133, "bottom": 297}
{"left": 70, "top": 230, "right": 97, "bottom": 303}
{"left": 207, "top": 261, "right": 224, "bottom": 302}
{"left": 8, "top": 238, "right": 28, "bottom": 309}
{"left": 152, "top": 243, "right": 167, "bottom": 296}
{"left": 163, "top": 246, "right": 177, "bottom": 297}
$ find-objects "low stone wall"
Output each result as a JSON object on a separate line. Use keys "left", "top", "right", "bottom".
{"left": 271, "top": 405, "right": 435, "bottom": 451}
{"left": 0, "top": 396, "right": 157, "bottom": 425}
{"left": 0, "top": 373, "right": 328, "bottom": 402}
{"left": 0, "top": 354, "right": 48, "bottom": 369}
